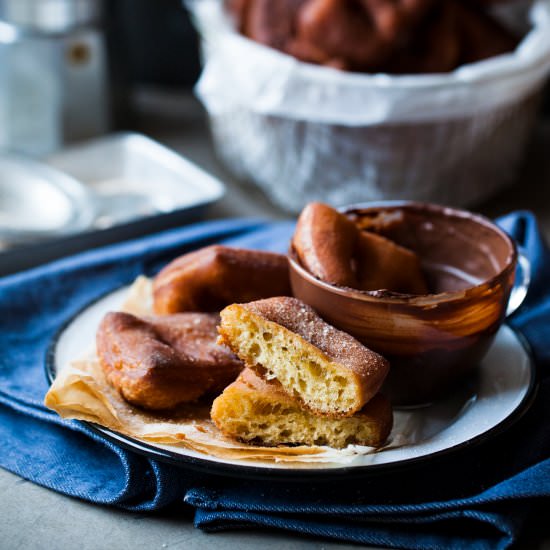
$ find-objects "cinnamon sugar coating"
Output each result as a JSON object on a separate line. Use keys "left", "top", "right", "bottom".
{"left": 243, "top": 297, "right": 388, "bottom": 376}
{"left": 219, "top": 296, "right": 390, "bottom": 416}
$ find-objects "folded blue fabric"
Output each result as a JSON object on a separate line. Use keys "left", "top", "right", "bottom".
{"left": 0, "top": 212, "right": 548, "bottom": 549}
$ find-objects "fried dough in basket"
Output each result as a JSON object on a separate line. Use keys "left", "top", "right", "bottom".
{"left": 226, "top": 0, "right": 518, "bottom": 73}
{"left": 96, "top": 312, "right": 242, "bottom": 411}
{"left": 212, "top": 368, "right": 392, "bottom": 448}
{"left": 218, "top": 297, "right": 389, "bottom": 417}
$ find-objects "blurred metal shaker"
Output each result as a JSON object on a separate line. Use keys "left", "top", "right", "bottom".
{"left": 0, "top": 0, "right": 109, "bottom": 156}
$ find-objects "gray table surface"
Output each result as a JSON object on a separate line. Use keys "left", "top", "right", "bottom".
{"left": 2, "top": 89, "right": 550, "bottom": 550}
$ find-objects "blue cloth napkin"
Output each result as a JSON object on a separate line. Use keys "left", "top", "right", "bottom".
{"left": 0, "top": 212, "right": 549, "bottom": 549}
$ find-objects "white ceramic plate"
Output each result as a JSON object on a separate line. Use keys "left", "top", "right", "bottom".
{"left": 46, "top": 286, "right": 536, "bottom": 480}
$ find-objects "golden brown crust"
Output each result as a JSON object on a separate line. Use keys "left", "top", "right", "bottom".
{"left": 244, "top": 0, "right": 306, "bottom": 50}
{"left": 293, "top": 202, "right": 359, "bottom": 288}
{"left": 236, "top": 366, "right": 297, "bottom": 403}
{"left": 292, "top": 202, "right": 428, "bottom": 294}
{"left": 152, "top": 245, "right": 291, "bottom": 314}
{"left": 356, "top": 231, "right": 429, "bottom": 294}
{"left": 241, "top": 0, "right": 435, "bottom": 70}
{"left": 243, "top": 297, "right": 388, "bottom": 375}
{"left": 218, "top": 297, "right": 390, "bottom": 416}
{"left": 227, "top": 0, "right": 517, "bottom": 73}
{"left": 211, "top": 368, "right": 393, "bottom": 448}
{"left": 361, "top": 0, "right": 435, "bottom": 42}
{"left": 96, "top": 311, "right": 243, "bottom": 410}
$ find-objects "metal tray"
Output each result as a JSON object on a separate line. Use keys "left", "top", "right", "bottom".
{"left": 0, "top": 133, "right": 225, "bottom": 276}
{"left": 0, "top": 153, "right": 95, "bottom": 246}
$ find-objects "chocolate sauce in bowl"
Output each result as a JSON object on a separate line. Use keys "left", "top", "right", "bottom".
{"left": 348, "top": 203, "right": 514, "bottom": 297}
{"left": 422, "top": 262, "right": 485, "bottom": 294}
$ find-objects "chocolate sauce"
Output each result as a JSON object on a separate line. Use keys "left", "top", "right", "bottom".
{"left": 348, "top": 204, "right": 513, "bottom": 296}
{"left": 422, "top": 262, "right": 485, "bottom": 294}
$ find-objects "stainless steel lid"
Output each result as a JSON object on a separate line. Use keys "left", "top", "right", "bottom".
{"left": 0, "top": 0, "right": 102, "bottom": 33}
{"left": 0, "top": 154, "right": 95, "bottom": 247}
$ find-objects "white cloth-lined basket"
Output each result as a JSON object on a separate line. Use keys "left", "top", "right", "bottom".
{"left": 190, "top": 0, "right": 550, "bottom": 212}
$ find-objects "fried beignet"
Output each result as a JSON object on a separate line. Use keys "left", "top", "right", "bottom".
{"left": 226, "top": 0, "right": 518, "bottom": 73}
{"left": 292, "top": 0, "right": 434, "bottom": 70}
{"left": 293, "top": 202, "right": 428, "bottom": 294}
{"left": 291, "top": 0, "right": 392, "bottom": 70}
{"left": 245, "top": 0, "right": 306, "bottom": 51}
{"left": 153, "top": 245, "right": 291, "bottom": 314}
{"left": 218, "top": 297, "right": 389, "bottom": 417}
{"left": 361, "top": 0, "right": 435, "bottom": 43}
{"left": 96, "top": 312, "right": 242, "bottom": 410}
{"left": 356, "top": 231, "right": 429, "bottom": 294}
{"left": 211, "top": 368, "right": 393, "bottom": 448}
{"left": 292, "top": 202, "right": 359, "bottom": 288}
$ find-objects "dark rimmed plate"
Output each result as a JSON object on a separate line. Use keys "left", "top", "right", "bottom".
{"left": 45, "top": 285, "right": 537, "bottom": 482}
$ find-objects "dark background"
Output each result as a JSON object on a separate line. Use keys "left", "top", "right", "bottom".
{"left": 108, "top": 0, "right": 201, "bottom": 88}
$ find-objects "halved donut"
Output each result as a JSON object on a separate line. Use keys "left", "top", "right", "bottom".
{"left": 218, "top": 296, "right": 390, "bottom": 417}
{"left": 211, "top": 368, "right": 393, "bottom": 448}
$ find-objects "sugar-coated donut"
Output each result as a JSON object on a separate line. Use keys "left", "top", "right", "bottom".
{"left": 153, "top": 245, "right": 291, "bottom": 314}
{"left": 96, "top": 311, "right": 243, "bottom": 410}
{"left": 218, "top": 296, "right": 390, "bottom": 417}
{"left": 211, "top": 368, "right": 393, "bottom": 448}
{"left": 355, "top": 230, "right": 429, "bottom": 295}
{"left": 292, "top": 202, "right": 359, "bottom": 288}
{"left": 245, "top": 0, "right": 307, "bottom": 50}
{"left": 361, "top": 0, "right": 435, "bottom": 42}
{"left": 292, "top": 202, "right": 429, "bottom": 294}
{"left": 225, "top": 0, "right": 518, "bottom": 73}
{"left": 291, "top": 0, "right": 393, "bottom": 70}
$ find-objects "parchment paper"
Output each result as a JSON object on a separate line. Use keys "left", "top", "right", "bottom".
{"left": 44, "top": 277, "right": 390, "bottom": 464}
